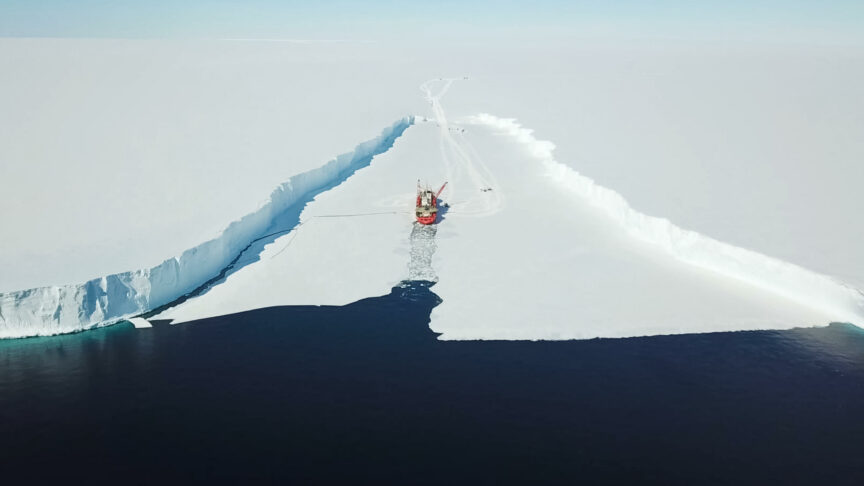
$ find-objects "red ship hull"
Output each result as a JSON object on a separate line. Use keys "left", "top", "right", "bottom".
{"left": 416, "top": 214, "right": 436, "bottom": 225}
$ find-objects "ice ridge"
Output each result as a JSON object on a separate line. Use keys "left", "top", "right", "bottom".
{"left": 468, "top": 113, "right": 864, "bottom": 326}
{"left": 0, "top": 117, "right": 413, "bottom": 339}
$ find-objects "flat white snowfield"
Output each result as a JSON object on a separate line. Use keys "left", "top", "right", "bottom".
{"left": 158, "top": 79, "right": 864, "bottom": 339}
{"left": 0, "top": 39, "right": 421, "bottom": 338}
{"left": 3, "top": 39, "right": 864, "bottom": 339}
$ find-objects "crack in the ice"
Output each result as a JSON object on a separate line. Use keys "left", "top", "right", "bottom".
{"left": 1, "top": 117, "right": 415, "bottom": 338}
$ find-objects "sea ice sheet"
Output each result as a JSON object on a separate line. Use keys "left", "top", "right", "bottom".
{"left": 4, "top": 39, "right": 863, "bottom": 339}
{"left": 159, "top": 80, "right": 862, "bottom": 339}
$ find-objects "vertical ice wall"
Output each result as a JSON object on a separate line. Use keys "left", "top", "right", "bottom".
{"left": 0, "top": 117, "right": 413, "bottom": 338}
{"left": 468, "top": 114, "right": 864, "bottom": 326}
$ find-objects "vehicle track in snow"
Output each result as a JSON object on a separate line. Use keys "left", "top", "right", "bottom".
{"left": 406, "top": 79, "right": 503, "bottom": 284}
{"left": 419, "top": 78, "right": 503, "bottom": 218}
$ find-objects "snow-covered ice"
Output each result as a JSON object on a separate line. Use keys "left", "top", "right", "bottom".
{"left": 3, "top": 39, "right": 864, "bottom": 339}
{"left": 0, "top": 39, "right": 421, "bottom": 293}
{"left": 0, "top": 115, "right": 410, "bottom": 338}
{"left": 0, "top": 39, "right": 420, "bottom": 338}
{"left": 439, "top": 45, "right": 864, "bottom": 290}
{"left": 127, "top": 317, "right": 152, "bottom": 329}
{"left": 157, "top": 79, "right": 864, "bottom": 338}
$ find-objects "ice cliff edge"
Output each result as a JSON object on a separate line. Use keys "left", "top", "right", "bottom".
{"left": 0, "top": 117, "right": 414, "bottom": 338}
{"left": 467, "top": 113, "right": 864, "bottom": 328}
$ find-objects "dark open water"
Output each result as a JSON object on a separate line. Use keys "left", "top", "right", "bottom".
{"left": 2, "top": 281, "right": 864, "bottom": 485}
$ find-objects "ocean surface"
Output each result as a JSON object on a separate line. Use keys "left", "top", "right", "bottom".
{"left": 2, "top": 281, "right": 864, "bottom": 484}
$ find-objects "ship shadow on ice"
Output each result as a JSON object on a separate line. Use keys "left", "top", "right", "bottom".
{"left": 436, "top": 200, "right": 451, "bottom": 222}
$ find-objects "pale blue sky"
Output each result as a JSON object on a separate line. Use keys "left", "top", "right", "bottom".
{"left": 0, "top": 0, "right": 862, "bottom": 45}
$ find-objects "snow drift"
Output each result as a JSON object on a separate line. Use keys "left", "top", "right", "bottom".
{"left": 467, "top": 114, "right": 864, "bottom": 326}
{"left": 0, "top": 117, "right": 413, "bottom": 339}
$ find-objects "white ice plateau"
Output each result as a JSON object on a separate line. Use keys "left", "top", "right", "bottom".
{"left": 2, "top": 39, "right": 863, "bottom": 339}
{"left": 0, "top": 116, "right": 410, "bottom": 338}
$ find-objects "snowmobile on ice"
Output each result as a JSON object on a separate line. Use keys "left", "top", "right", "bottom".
{"left": 415, "top": 181, "right": 448, "bottom": 225}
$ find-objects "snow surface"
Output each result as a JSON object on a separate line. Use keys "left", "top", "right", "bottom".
{"left": 0, "top": 39, "right": 423, "bottom": 292}
{"left": 0, "top": 113, "right": 411, "bottom": 338}
{"left": 436, "top": 44, "right": 864, "bottom": 290}
{"left": 3, "top": 39, "right": 864, "bottom": 339}
{"left": 157, "top": 79, "right": 863, "bottom": 339}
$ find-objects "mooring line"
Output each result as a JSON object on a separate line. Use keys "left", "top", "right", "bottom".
{"left": 311, "top": 210, "right": 410, "bottom": 218}
{"left": 267, "top": 210, "right": 414, "bottom": 260}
